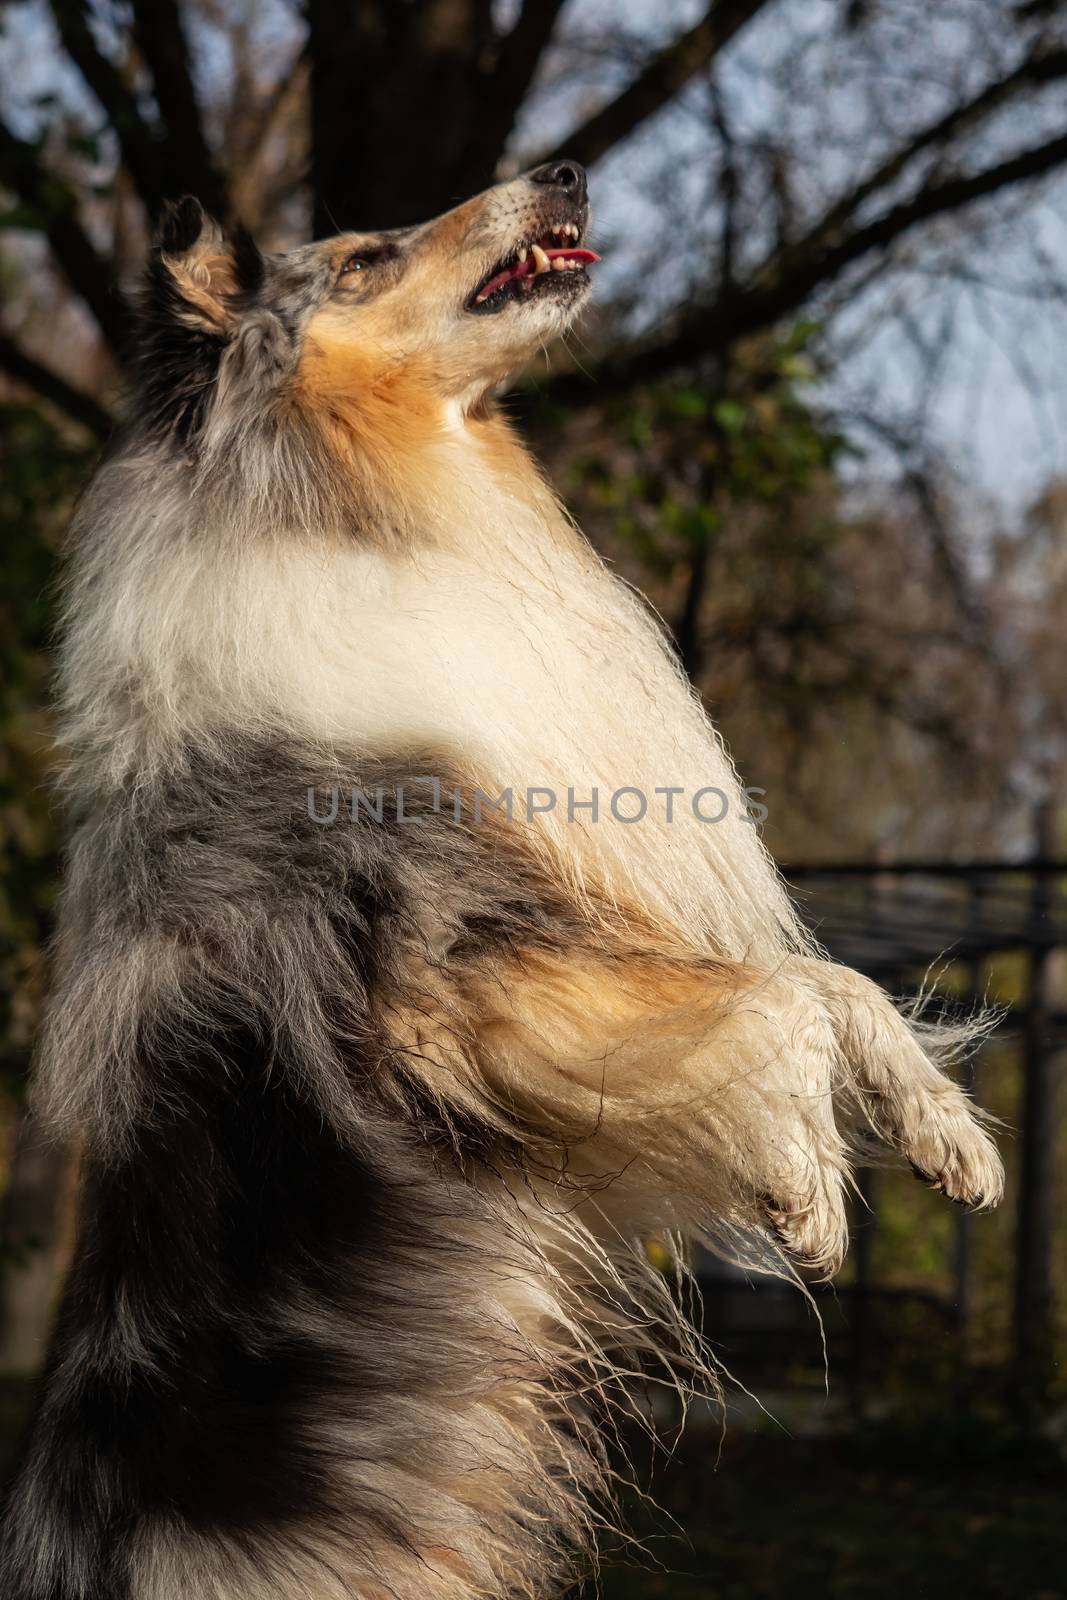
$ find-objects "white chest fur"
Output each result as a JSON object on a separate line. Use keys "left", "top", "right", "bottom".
{"left": 62, "top": 436, "right": 797, "bottom": 960}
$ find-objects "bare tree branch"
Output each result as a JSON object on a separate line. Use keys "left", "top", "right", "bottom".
{"left": 743, "top": 125, "right": 1067, "bottom": 341}
{"left": 709, "top": 72, "right": 739, "bottom": 289}
{"left": 538, "top": 124, "right": 1067, "bottom": 404}
{"left": 0, "top": 334, "right": 113, "bottom": 436}
{"left": 47, "top": 0, "right": 167, "bottom": 215}
{"left": 228, "top": 47, "right": 310, "bottom": 231}
{"left": 238, "top": 43, "right": 309, "bottom": 170}
{"left": 130, "top": 0, "right": 229, "bottom": 219}
{"left": 0, "top": 118, "right": 126, "bottom": 353}
{"left": 533, "top": 0, "right": 775, "bottom": 170}
{"left": 417, "top": 0, "right": 494, "bottom": 45}
{"left": 796, "top": 42, "right": 1067, "bottom": 272}
{"left": 462, "top": 0, "right": 569, "bottom": 186}
{"left": 497, "top": 0, "right": 568, "bottom": 102}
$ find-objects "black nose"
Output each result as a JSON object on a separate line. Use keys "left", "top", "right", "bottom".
{"left": 528, "top": 160, "right": 587, "bottom": 206}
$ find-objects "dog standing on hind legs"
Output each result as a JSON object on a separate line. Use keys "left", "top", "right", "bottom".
{"left": 0, "top": 161, "right": 1002, "bottom": 1599}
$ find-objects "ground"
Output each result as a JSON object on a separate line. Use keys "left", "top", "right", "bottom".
{"left": 592, "top": 1425, "right": 1067, "bottom": 1599}
{"left": 2, "top": 1383, "right": 1065, "bottom": 1597}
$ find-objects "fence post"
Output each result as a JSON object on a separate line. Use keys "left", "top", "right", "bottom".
{"left": 953, "top": 874, "right": 989, "bottom": 1371}
{"left": 1012, "top": 805, "right": 1060, "bottom": 1402}
{"left": 851, "top": 1164, "right": 877, "bottom": 1414}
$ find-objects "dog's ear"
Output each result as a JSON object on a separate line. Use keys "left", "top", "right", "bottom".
{"left": 137, "top": 198, "right": 266, "bottom": 442}
{"left": 150, "top": 196, "right": 264, "bottom": 334}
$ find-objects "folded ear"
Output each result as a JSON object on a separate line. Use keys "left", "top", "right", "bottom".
{"left": 137, "top": 198, "right": 266, "bottom": 442}
{"left": 150, "top": 196, "right": 264, "bottom": 334}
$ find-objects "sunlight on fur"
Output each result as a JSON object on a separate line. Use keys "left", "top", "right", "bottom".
{"left": 1, "top": 172, "right": 1002, "bottom": 1600}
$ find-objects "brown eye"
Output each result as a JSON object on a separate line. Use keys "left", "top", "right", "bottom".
{"left": 336, "top": 243, "right": 396, "bottom": 285}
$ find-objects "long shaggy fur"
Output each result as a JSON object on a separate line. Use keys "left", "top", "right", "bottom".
{"left": 1, "top": 176, "right": 1002, "bottom": 1599}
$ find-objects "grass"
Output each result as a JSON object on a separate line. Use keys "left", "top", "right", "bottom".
{"left": 593, "top": 1425, "right": 1067, "bottom": 1599}
{"left": 2, "top": 1383, "right": 1065, "bottom": 1597}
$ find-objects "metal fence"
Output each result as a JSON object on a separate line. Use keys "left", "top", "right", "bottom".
{"left": 699, "top": 858, "right": 1067, "bottom": 1406}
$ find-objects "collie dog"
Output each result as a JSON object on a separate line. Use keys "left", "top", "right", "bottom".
{"left": 1, "top": 162, "right": 1001, "bottom": 1599}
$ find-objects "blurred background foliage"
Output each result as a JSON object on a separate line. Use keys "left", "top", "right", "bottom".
{"left": 0, "top": 405, "right": 84, "bottom": 1096}
{"left": 1, "top": 0, "right": 1066, "bottom": 1592}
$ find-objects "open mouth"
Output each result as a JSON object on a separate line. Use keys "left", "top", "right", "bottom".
{"left": 467, "top": 221, "right": 600, "bottom": 315}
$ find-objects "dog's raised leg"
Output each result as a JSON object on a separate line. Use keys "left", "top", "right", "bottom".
{"left": 396, "top": 953, "right": 858, "bottom": 1275}
{"left": 392, "top": 945, "right": 1001, "bottom": 1278}
{"left": 793, "top": 959, "right": 1003, "bottom": 1210}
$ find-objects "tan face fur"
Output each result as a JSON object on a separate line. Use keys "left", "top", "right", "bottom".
{"left": 297, "top": 168, "right": 595, "bottom": 414}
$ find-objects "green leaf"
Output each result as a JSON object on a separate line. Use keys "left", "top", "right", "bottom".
{"left": 712, "top": 399, "right": 747, "bottom": 434}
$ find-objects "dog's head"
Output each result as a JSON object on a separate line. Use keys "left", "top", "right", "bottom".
{"left": 139, "top": 164, "right": 598, "bottom": 443}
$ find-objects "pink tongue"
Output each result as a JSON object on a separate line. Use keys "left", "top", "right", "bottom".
{"left": 542, "top": 247, "right": 600, "bottom": 265}
{"left": 478, "top": 246, "right": 601, "bottom": 301}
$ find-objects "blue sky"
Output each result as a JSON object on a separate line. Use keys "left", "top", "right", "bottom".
{"left": 3, "top": 0, "right": 1066, "bottom": 517}
{"left": 513, "top": 0, "right": 1067, "bottom": 518}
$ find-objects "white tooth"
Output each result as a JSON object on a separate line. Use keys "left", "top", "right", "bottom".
{"left": 552, "top": 258, "right": 564, "bottom": 270}
{"left": 518, "top": 247, "right": 527, "bottom": 261}
{"left": 531, "top": 243, "right": 551, "bottom": 274}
